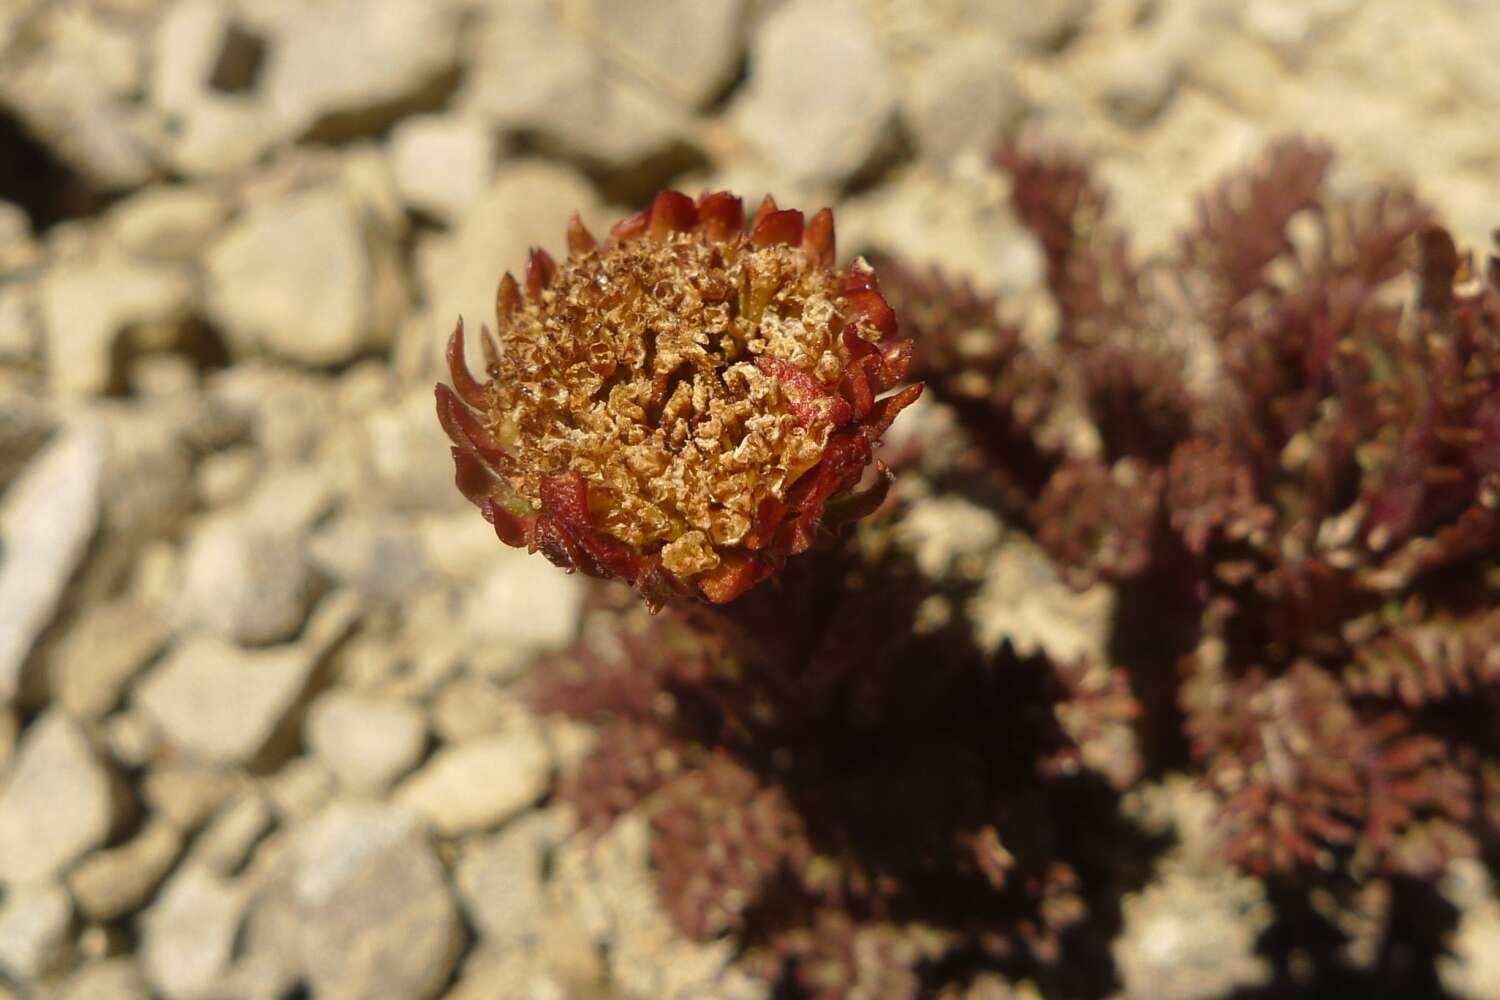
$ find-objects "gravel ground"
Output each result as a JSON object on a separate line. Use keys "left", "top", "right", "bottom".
{"left": 1, "top": 1, "right": 1498, "bottom": 997}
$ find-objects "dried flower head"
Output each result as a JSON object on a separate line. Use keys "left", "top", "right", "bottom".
{"left": 437, "top": 191, "right": 921, "bottom": 609}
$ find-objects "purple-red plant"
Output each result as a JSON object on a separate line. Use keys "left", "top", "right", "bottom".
{"left": 440, "top": 142, "right": 1500, "bottom": 997}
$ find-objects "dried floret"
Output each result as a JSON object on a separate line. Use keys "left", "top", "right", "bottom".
{"left": 438, "top": 191, "right": 922, "bottom": 609}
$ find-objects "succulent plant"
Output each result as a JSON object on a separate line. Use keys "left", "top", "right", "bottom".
{"left": 443, "top": 143, "right": 1500, "bottom": 997}
{"left": 436, "top": 191, "right": 922, "bottom": 610}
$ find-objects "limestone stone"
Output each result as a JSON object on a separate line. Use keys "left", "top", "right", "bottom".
{"left": 0, "top": 711, "right": 121, "bottom": 883}
{"left": 67, "top": 819, "right": 183, "bottom": 921}
{"left": 1113, "top": 858, "right": 1272, "bottom": 1000}
{"left": 133, "top": 635, "right": 318, "bottom": 766}
{"left": 55, "top": 958, "right": 151, "bottom": 1000}
{"left": 460, "top": 5, "right": 687, "bottom": 169}
{"left": 139, "top": 864, "right": 246, "bottom": 1000}
{"left": 388, "top": 114, "right": 494, "bottom": 223}
{"left": 173, "top": 509, "right": 320, "bottom": 646}
{"left": 107, "top": 184, "right": 228, "bottom": 259}
{"left": 0, "top": 880, "right": 72, "bottom": 981}
{"left": 190, "top": 792, "right": 273, "bottom": 875}
{"left": 732, "top": 0, "right": 897, "bottom": 186}
{"left": 0, "top": 422, "right": 106, "bottom": 706}
{"left": 263, "top": 0, "right": 461, "bottom": 138}
{"left": 394, "top": 722, "right": 552, "bottom": 837}
{"left": 142, "top": 764, "right": 237, "bottom": 833}
{"left": 40, "top": 257, "right": 192, "bottom": 396}
{"left": 305, "top": 691, "right": 426, "bottom": 793}
{"left": 903, "top": 36, "right": 1024, "bottom": 161}
{"left": 306, "top": 515, "right": 429, "bottom": 605}
{"left": 580, "top": 0, "right": 749, "bottom": 108}
{"left": 204, "top": 183, "right": 406, "bottom": 366}
{"left": 462, "top": 545, "right": 585, "bottom": 661}
{"left": 454, "top": 811, "right": 558, "bottom": 948}
{"left": 51, "top": 598, "right": 169, "bottom": 720}
{"left": 288, "top": 801, "right": 463, "bottom": 1000}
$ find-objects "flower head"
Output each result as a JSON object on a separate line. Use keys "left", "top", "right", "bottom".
{"left": 437, "top": 191, "right": 921, "bottom": 609}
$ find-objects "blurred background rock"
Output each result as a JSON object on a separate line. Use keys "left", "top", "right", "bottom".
{"left": 0, "top": 0, "right": 1496, "bottom": 997}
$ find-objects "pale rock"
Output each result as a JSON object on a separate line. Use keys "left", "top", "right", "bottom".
{"left": 55, "top": 958, "right": 151, "bottom": 1000}
{"left": 0, "top": 281, "right": 40, "bottom": 363}
{"left": 305, "top": 691, "right": 426, "bottom": 793}
{"left": 191, "top": 792, "right": 273, "bottom": 875}
{"left": 895, "top": 495, "right": 1003, "bottom": 579}
{"left": 0, "top": 711, "right": 120, "bottom": 884}
{"left": 410, "top": 515, "right": 491, "bottom": 586}
{"left": 164, "top": 99, "right": 284, "bottom": 179}
{"left": 263, "top": 0, "right": 461, "bottom": 138}
{"left": 455, "top": 811, "right": 557, "bottom": 948}
{"left": 548, "top": 812, "right": 764, "bottom": 999}
{"left": 463, "top": 545, "right": 585, "bottom": 660}
{"left": 388, "top": 114, "right": 495, "bottom": 223}
{"left": 327, "top": 633, "right": 404, "bottom": 693}
{"left": 431, "top": 675, "right": 522, "bottom": 745}
{"left": 959, "top": 0, "right": 1094, "bottom": 50}
{"left": 580, "top": 0, "right": 749, "bottom": 108}
{"left": 96, "top": 405, "right": 196, "bottom": 548}
{"left": 732, "top": 0, "right": 897, "bottom": 186}
{"left": 0, "top": 32, "right": 153, "bottom": 189}
{"left": 837, "top": 160, "right": 1040, "bottom": 295}
{"left": 134, "top": 635, "right": 318, "bottom": 766}
{"left": 0, "top": 711, "right": 13, "bottom": 774}
{"left": 148, "top": 0, "right": 283, "bottom": 176}
{"left": 143, "top": 763, "right": 237, "bottom": 832}
{"left": 173, "top": 469, "right": 334, "bottom": 645}
{"left": 174, "top": 510, "right": 320, "bottom": 646}
{"left": 1093, "top": 37, "right": 1183, "bottom": 126}
{"left": 1241, "top": 0, "right": 1361, "bottom": 55}
{"left": 1113, "top": 857, "right": 1272, "bottom": 1000}
{"left": 150, "top": 0, "right": 235, "bottom": 114}
{"left": 101, "top": 708, "right": 162, "bottom": 770}
{"left": 40, "top": 256, "right": 192, "bottom": 396}
{"left": 0, "top": 421, "right": 106, "bottom": 706}
{"left": 193, "top": 446, "right": 259, "bottom": 509}
{"left": 1096, "top": 90, "right": 1260, "bottom": 257}
{"left": 904, "top": 36, "right": 1024, "bottom": 161}
{"left": 394, "top": 722, "right": 552, "bottom": 836}
{"left": 0, "top": 399, "right": 54, "bottom": 496}
{"left": 0, "top": 202, "right": 39, "bottom": 271}
{"left": 204, "top": 187, "right": 398, "bottom": 366}
{"left": 968, "top": 535, "right": 1115, "bottom": 665}
{"left": 67, "top": 819, "right": 183, "bottom": 922}
{"left": 1442, "top": 861, "right": 1500, "bottom": 1000}
{"left": 51, "top": 598, "right": 169, "bottom": 720}
{"left": 460, "top": 5, "right": 687, "bottom": 168}
{"left": 107, "top": 185, "right": 229, "bottom": 259}
{"left": 264, "top": 756, "right": 337, "bottom": 823}
{"left": 366, "top": 390, "right": 468, "bottom": 510}
{"left": 128, "top": 352, "right": 198, "bottom": 398}
{"left": 541, "top": 714, "right": 599, "bottom": 783}
{"left": 139, "top": 864, "right": 247, "bottom": 1000}
{"left": 288, "top": 801, "right": 463, "bottom": 1000}
{"left": 445, "top": 947, "right": 570, "bottom": 1000}
{"left": 50, "top": 7, "right": 141, "bottom": 96}
{"left": 0, "top": 881, "right": 72, "bottom": 981}
{"left": 307, "top": 515, "right": 429, "bottom": 604}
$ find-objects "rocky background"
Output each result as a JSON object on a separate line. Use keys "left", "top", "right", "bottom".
{"left": 1, "top": 1, "right": 1498, "bottom": 998}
